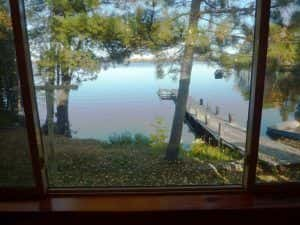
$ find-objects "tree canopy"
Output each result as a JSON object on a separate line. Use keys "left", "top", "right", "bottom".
{"left": 0, "top": 0, "right": 19, "bottom": 115}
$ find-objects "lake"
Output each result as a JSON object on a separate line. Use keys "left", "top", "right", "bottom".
{"left": 35, "top": 62, "right": 297, "bottom": 145}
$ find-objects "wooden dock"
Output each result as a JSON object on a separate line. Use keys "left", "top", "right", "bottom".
{"left": 158, "top": 89, "right": 300, "bottom": 166}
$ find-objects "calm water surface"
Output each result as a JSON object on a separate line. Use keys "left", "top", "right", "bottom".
{"left": 36, "top": 62, "right": 296, "bottom": 145}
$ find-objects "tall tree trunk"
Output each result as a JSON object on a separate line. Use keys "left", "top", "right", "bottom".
{"left": 6, "top": 71, "right": 18, "bottom": 114}
{"left": 56, "top": 74, "right": 71, "bottom": 137}
{"left": 42, "top": 78, "right": 55, "bottom": 134}
{"left": 46, "top": 80, "right": 55, "bottom": 161}
{"left": 0, "top": 75, "right": 5, "bottom": 111}
{"left": 165, "top": 0, "right": 201, "bottom": 161}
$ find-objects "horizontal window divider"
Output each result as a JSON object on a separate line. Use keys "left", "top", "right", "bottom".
{"left": 47, "top": 185, "right": 244, "bottom": 196}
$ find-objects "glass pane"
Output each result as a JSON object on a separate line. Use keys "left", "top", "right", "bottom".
{"left": 0, "top": 0, "right": 34, "bottom": 187}
{"left": 25, "top": 0, "right": 256, "bottom": 187}
{"left": 256, "top": 0, "right": 300, "bottom": 183}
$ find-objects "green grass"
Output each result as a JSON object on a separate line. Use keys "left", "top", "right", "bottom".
{"left": 106, "top": 132, "right": 150, "bottom": 146}
{"left": 187, "top": 139, "right": 242, "bottom": 162}
{"left": 2, "top": 128, "right": 299, "bottom": 188}
{"left": 0, "top": 128, "right": 35, "bottom": 187}
{"left": 254, "top": 138, "right": 300, "bottom": 183}
{"left": 44, "top": 135, "right": 244, "bottom": 187}
{"left": 0, "top": 111, "right": 22, "bottom": 127}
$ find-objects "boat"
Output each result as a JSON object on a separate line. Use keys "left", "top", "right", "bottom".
{"left": 267, "top": 120, "right": 300, "bottom": 140}
{"left": 214, "top": 69, "right": 224, "bottom": 79}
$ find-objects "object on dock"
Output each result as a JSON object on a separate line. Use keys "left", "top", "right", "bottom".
{"left": 228, "top": 113, "right": 232, "bottom": 123}
{"left": 215, "top": 106, "right": 219, "bottom": 115}
{"left": 200, "top": 98, "right": 203, "bottom": 105}
{"left": 295, "top": 104, "right": 300, "bottom": 121}
{"left": 218, "top": 122, "right": 222, "bottom": 136}
{"left": 214, "top": 69, "right": 224, "bottom": 79}
{"left": 267, "top": 121, "right": 300, "bottom": 140}
{"left": 295, "top": 110, "right": 300, "bottom": 122}
{"left": 218, "top": 123, "right": 222, "bottom": 146}
{"left": 205, "top": 113, "right": 208, "bottom": 125}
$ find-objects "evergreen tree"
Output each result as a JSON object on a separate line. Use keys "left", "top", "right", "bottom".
{"left": 0, "top": 0, "right": 19, "bottom": 116}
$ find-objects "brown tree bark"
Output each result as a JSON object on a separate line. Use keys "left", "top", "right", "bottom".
{"left": 55, "top": 74, "right": 71, "bottom": 137}
{"left": 165, "top": 0, "right": 201, "bottom": 161}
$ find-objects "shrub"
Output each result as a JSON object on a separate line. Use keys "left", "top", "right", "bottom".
{"left": 134, "top": 133, "right": 150, "bottom": 146}
{"left": 107, "top": 132, "right": 150, "bottom": 147}
{"left": 149, "top": 117, "right": 168, "bottom": 148}
{"left": 108, "top": 132, "right": 134, "bottom": 145}
{"left": 0, "top": 111, "right": 21, "bottom": 127}
{"left": 188, "top": 139, "right": 242, "bottom": 162}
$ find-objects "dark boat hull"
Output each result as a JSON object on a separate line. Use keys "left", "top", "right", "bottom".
{"left": 267, "top": 127, "right": 300, "bottom": 140}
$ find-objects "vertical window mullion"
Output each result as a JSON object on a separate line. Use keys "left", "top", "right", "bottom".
{"left": 9, "top": 0, "right": 47, "bottom": 196}
{"left": 243, "top": 0, "right": 271, "bottom": 191}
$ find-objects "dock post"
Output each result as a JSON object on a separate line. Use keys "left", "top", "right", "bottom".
{"left": 228, "top": 113, "right": 232, "bottom": 123}
{"left": 218, "top": 122, "right": 222, "bottom": 147}
{"left": 196, "top": 110, "right": 200, "bottom": 120}
{"left": 200, "top": 98, "right": 203, "bottom": 105}
{"left": 215, "top": 106, "right": 219, "bottom": 115}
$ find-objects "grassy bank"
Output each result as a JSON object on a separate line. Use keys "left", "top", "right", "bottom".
{"left": 1, "top": 128, "right": 300, "bottom": 187}
{"left": 46, "top": 135, "right": 244, "bottom": 187}
{"left": 0, "top": 128, "right": 34, "bottom": 187}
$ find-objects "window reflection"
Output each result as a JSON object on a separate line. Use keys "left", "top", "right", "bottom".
{"left": 0, "top": 0, "right": 34, "bottom": 187}
{"left": 257, "top": 0, "right": 300, "bottom": 183}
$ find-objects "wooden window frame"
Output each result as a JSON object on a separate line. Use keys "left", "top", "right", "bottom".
{"left": 0, "top": 0, "right": 47, "bottom": 200}
{"left": 1, "top": 0, "right": 300, "bottom": 202}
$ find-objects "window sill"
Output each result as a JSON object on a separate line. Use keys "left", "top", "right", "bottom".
{"left": 1, "top": 193, "right": 300, "bottom": 212}
{"left": 1, "top": 193, "right": 300, "bottom": 224}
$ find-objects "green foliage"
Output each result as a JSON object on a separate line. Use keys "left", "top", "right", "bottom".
{"left": 108, "top": 132, "right": 150, "bottom": 146}
{"left": 134, "top": 133, "right": 151, "bottom": 146}
{"left": 0, "top": 111, "right": 22, "bottom": 127}
{"left": 219, "top": 53, "right": 252, "bottom": 71}
{"left": 215, "top": 20, "right": 233, "bottom": 46}
{"left": 188, "top": 139, "right": 242, "bottom": 162}
{"left": 149, "top": 117, "right": 168, "bottom": 148}
{"left": 0, "top": 2, "right": 11, "bottom": 39}
{"left": 267, "top": 24, "right": 297, "bottom": 71}
{"left": 0, "top": 2, "right": 19, "bottom": 115}
{"left": 46, "top": 0, "right": 100, "bottom": 14}
{"left": 27, "top": 0, "right": 300, "bottom": 78}
{"left": 108, "top": 132, "right": 133, "bottom": 145}
{"left": 31, "top": 0, "right": 185, "bottom": 82}
{"left": 30, "top": 0, "right": 104, "bottom": 82}
{"left": 194, "top": 28, "right": 211, "bottom": 54}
